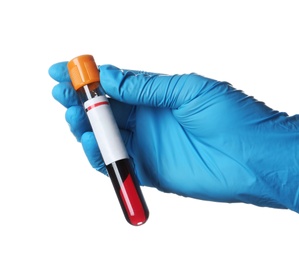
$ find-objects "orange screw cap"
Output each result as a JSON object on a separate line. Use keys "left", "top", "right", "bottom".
{"left": 67, "top": 55, "right": 100, "bottom": 91}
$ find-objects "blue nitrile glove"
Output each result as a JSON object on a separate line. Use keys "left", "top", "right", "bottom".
{"left": 49, "top": 62, "right": 299, "bottom": 213}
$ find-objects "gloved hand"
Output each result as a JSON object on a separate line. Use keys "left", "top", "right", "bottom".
{"left": 49, "top": 62, "right": 299, "bottom": 213}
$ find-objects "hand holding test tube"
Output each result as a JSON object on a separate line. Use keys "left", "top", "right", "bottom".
{"left": 49, "top": 57, "right": 299, "bottom": 217}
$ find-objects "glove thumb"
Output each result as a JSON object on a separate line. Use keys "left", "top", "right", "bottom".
{"left": 99, "top": 64, "right": 211, "bottom": 109}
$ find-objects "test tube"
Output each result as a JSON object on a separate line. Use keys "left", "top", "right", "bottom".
{"left": 67, "top": 55, "right": 149, "bottom": 226}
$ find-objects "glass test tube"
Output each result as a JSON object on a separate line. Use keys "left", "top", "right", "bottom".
{"left": 67, "top": 55, "right": 149, "bottom": 226}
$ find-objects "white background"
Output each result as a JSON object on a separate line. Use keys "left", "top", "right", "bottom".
{"left": 0, "top": 0, "right": 298, "bottom": 259}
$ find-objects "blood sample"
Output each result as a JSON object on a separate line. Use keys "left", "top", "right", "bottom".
{"left": 67, "top": 55, "right": 149, "bottom": 226}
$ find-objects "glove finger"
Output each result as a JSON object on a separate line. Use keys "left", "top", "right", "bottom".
{"left": 99, "top": 64, "right": 213, "bottom": 109}
{"left": 48, "top": 61, "right": 70, "bottom": 83}
{"left": 81, "top": 131, "right": 107, "bottom": 174}
{"left": 65, "top": 106, "right": 91, "bottom": 141}
{"left": 52, "top": 82, "right": 81, "bottom": 108}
